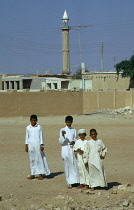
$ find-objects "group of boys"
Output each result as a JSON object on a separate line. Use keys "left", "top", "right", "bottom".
{"left": 25, "top": 115, "right": 107, "bottom": 190}
{"left": 59, "top": 116, "right": 107, "bottom": 190}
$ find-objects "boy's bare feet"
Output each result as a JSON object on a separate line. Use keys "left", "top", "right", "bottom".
{"left": 90, "top": 187, "right": 95, "bottom": 191}
{"left": 83, "top": 185, "right": 89, "bottom": 189}
{"left": 67, "top": 184, "right": 72, "bottom": 189}
{"left": 27, "top": 175, "right": 35, "bottom": 180}
{"left": 38, "top": 174, "right": 44, "bottom": 180}
{"left": 76, "top": 184, "right": 84, "bottom": 188}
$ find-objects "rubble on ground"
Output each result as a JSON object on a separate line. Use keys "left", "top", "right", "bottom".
{"left": 89, "top": 106, "right": 134, "bottom": 116}
{"left": 110, "top": 106, "right": 134, "bottom": 115}
{"left": 1, "top": 184, "right": 134, "bottom": 210}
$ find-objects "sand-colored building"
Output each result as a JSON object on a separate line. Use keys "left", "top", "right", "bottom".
{"left": 1, "top": 74, "right": 92, "bottom": 91}
{"left": 82, "top": 71, "right": 130, "bottom": 91}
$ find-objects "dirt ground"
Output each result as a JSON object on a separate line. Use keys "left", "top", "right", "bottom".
{"left": 0, "top": 114, "right": 134, "bottom": 210}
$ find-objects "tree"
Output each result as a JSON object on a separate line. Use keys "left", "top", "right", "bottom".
{"left": 115, "top": 55, "right": 134, "bottom": 80}
{"left": 72, "top": 66, "right": 89, "bottom": 79}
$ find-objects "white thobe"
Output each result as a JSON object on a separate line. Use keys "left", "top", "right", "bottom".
{"left": 85, "top": 139, "right": 107, "bottom": 188}
{"left": 59, "top": 126, "right": 79, "bottom": 185}
{"left": 25, "top": 124, "right": 50, "bottom": 176}
{"left": 73, "top": 139, "right": 89, "bottom": 185}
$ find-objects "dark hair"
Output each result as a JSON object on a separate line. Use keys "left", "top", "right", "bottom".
{"left": 90, "top": 128, "right": 97, "bottom": 134}
{"left": 30, "top": 114, "right": 37, "bottom": 120}
{"left": 65, "top": 115, "right": 73, "bottom": 122}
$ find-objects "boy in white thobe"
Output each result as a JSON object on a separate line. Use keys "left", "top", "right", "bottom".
{"left": 59, "top": 116, "right": 79, "bottom": 188}
{"left": 86, "top": 129, "right": 107, "bottom": 190}
{"left": 25, "top": 115, "right": 50, "bottom": 180}
{"left": 73, "top": 129, "right": 89, "bottom": 189}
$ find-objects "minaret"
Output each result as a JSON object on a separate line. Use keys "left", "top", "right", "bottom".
{"left": 61, "top": 10, "right": 71, "bottom": 75}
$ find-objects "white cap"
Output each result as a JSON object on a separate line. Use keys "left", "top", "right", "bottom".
{"left": 78, "top": 129, "right": 86, "bottom": 134}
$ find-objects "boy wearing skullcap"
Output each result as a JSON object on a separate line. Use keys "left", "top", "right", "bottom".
{"left": 73, "top": 129, "right": 89, "bottom": 189}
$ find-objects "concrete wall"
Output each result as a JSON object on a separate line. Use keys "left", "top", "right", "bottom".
{"left": 1, "top": 89, "right": 134, "bottom": 117}
{"left": 83, "top": 90, "right": 134, "bottom": 113}
{"left": 0, "top": 90, "right": 83, "bottom": 117}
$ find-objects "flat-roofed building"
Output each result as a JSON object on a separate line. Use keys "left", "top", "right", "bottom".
{"left": 82, "top": 71, "right": 130, "bottom": 91}
{"left": 2, "top": 73, "right": 92, "bottom": 91}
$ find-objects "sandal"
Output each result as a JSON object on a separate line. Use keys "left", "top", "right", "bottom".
{"left": 38, "top": 175, "right": 44, "bottom": 180}
{"left": 27, "top": 175, "right": 35, "bottom": 180}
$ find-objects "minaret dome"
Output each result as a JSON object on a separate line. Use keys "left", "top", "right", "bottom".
{"left": 62, "top": 10, "right": 69, "bottom": 23}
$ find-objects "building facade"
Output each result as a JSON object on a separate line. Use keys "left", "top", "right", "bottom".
{"left": 82, "top": 71, "right": 130, "bottom": 91}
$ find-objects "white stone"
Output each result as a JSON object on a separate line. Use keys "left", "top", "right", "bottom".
{"left": 97, "top": 192, "right": 102, "bottom": 196}
{"left": 56, "top": 195, "right": 65, "bottom": 200}
{"left": 38, "top": 209, "right": 46, "bottom": 210}
{"left": 78, "top": 189, "right": 83, "bottom": 193}
{"left": 129, "top": 203, "right": 134, "bottom": 208}
{"left": 122, "top": 199, "right": 130, "bottom": 207}
{"left": 111, "top": 189, "right": 117, "bottom": 194}
{"left": 130, "top": 186, "right": 134, "bottom": 193}
{"left": 67, "top": 196, "right": 74, "bottom": 202}
{"left": 118, "top": 184, "right": 130, "bottom": 191}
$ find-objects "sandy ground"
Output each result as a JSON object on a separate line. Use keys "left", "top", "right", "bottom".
{"left": 0, "top": 114, "right": 134, "bottom": 210}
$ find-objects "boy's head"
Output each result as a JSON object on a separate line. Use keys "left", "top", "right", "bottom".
{"left": 78, "top": 129, "right": 86, "bottom": 140}
{"left": 30, "top": 114, "right": 37, "bottom": 126}
{"left": 90, "top": 129, "right": 98, "bottom": 140}
{"left": 65, "top": 115, "right": 73, "bottom": 127}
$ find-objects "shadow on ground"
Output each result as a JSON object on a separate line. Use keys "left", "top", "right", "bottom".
{"left": 43, "top": 171, "right": 64, "bottom": 179}
{"left": 106, "top": 182, "right": 122, "bottom": 190}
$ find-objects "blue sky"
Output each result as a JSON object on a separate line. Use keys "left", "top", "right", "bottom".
{"left": 0, "top": 0, "right": 134, "bottom": 75}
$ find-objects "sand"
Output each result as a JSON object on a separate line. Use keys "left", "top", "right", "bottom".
{"left": 0, "top": 114, "right": 134, "bottom": 210}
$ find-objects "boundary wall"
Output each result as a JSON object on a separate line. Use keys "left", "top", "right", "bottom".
{"left": 83, "top": 90, "right": 134, "bottom": 113}
{"left": 0, "top": 90, "right": 83, "bottom": 117}
{"left": 0, "top": 90, "right": 134, "bottom": 117}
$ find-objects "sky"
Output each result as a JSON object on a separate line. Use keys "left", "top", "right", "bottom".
{"left": 0, "top": 0, "right": 134, "bottom": 75}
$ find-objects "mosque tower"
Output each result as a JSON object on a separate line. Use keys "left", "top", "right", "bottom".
{"left": 61, "top": 10, "right": 71, "bottom": 75}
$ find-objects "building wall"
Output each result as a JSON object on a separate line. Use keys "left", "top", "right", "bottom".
{"left": 30, "top": 78, "right": 45, "bottom": 89}
{"left": 0, "top": 89, "right": 134, "bottom": 117}
{"left": 0, "top": 90, "right": 83, "bottom": 117}
{"left": 83, "top": 73, "right": 130, "bottom": 91}
{"left": 69, "top": 79, "right": 92, "bottom": 90}
{"left": 83, "top": 89, "right": 134, "bottom": 113}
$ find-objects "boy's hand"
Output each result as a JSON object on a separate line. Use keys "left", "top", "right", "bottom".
{"left": 100, "top": 155, "right": 104, "bottom": 159}
{"left": 62, "top": 131, "right": 66, "bottom": 137}
{"left": 25, "top": 144, "right": 28, "bottom": 153}
{"left": 40, "top": 146, "right": 44, "bottom": 151}
{"left": 70, "top": 141, "right": 75, "bottom": 145}
{"left": 85, "top": 162, "right": 88, "bottom": 169}
{"left": 77, "top": 148, "right": 84, "bottom": 154}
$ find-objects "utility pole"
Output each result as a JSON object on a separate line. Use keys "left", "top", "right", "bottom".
{"left": 113, "top": 56, "right": 116, "bottom": 69}
{"left": 100, "top": 41, "right": 104, "bottom": 72}
{"left": 72, "top": 25, "right": 94, "bottom": 64}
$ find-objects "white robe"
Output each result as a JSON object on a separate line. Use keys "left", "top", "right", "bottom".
{"left": 73, "top": 139, "right": 89, "bottom": 185}
{"left": 25, "top": 124, "right": 50, "bottom": 176}
{"left": 59, "top": 126, "right": 79, "bottom": 185}
{"left": 85, "top": 139, "right": 107, "bottom": 188}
